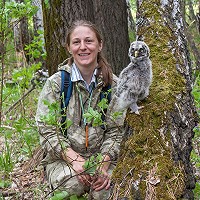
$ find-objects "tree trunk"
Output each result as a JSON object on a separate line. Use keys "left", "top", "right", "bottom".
{"left": 188, "top": 0, "right": 196, "bottom": 22}
{"left": 127, "top": 0, "right": 136, "bottom": 40}
{"left": 14, "top": 0, "right": 30, "bottom": 64}
{"left": 93, "top": 0, "right": 130, "bottom": 75}
{"left": 111, "top": 0, "right": 198, "bottom": 199}
{"left": 41, "top": 0, "right": 129, "bottom": 76}
{"left": 32, "top": 0, "right": 44, "bottom": 36}
{"left": 19, "top": 16, "right": 30, "bottom": 63}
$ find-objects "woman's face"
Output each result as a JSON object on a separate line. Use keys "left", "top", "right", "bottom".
{"left": 68, "top": 26, "right": 102, "bottom": 70}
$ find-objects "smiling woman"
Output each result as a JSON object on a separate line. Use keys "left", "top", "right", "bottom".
{"left": 35, "top": 20, "right": 126, "bottom": 199}
{"left": 67, "top": 25, "right": 102, "bottom": 84}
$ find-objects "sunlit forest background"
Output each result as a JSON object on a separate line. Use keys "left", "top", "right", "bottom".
{"left": 0, "top": 0, "right": 200, "bottom": 199}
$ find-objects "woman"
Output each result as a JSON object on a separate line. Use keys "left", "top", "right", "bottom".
{"left": 36, "top": 20, "right": 126, "bottom": 199}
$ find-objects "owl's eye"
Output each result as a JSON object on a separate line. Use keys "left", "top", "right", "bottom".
{"left": 130, "top": 49, "right": 135, "bottom": 55}
{"left": 139, "top": 48, "right": 144, "bottom": 53}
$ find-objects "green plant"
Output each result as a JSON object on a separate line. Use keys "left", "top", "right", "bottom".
{"left": 25, "top": 29, "right": 46, "bottom": 61}
{"left": 194, "top": 182, "right": 200, "bottom": 199}
{"left": 192, "top": 73, "right": 200, "bottom": 198}
{"left": 13, "top": 117, "right": 39, "bottom": 157}
{"left": 0, "top": 128, "right": 14, "bottom": 175}
{"left": 12, "top": 62, "right": 42, "bottom": 88}
{"left": 40, "top": 99, "right": 72, "bottom": 129}
{"left": 49, "top": 191, "right": 68, "bottom": 200}
{"left": 49, "top": 191, "right": 87, "bottom": 200}
{"left": 83, "top": 153, "right": 103, "bottom": 175}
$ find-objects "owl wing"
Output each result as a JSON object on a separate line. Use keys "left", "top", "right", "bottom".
{"left": 118, "top": 63, "right": 141, "bottom": 96}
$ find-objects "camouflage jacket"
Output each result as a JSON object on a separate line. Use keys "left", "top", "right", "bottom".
{"left": 35, "top": 62, "right": 126, "bottom": 164}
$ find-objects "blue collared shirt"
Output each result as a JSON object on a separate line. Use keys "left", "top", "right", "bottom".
{"left": 71, "top": 63, "right": 97, "bottom": 93}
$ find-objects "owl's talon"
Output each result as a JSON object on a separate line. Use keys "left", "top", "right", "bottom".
{"left": 135, "top": 110, "right": 140, "bottom": 115}
{"left": 138, "top": 106, "right": 144, "bottom": 110}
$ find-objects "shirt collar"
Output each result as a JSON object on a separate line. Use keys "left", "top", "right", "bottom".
{"left": 71, "top": 63, "right": 97, "bottom": 92}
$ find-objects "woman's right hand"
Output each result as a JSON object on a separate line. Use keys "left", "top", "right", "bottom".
{"left": 62, "top": 148, "right": 91, "bottom": 186}
{"left": 72, "top": 159, "right": 92, "bottom": 186}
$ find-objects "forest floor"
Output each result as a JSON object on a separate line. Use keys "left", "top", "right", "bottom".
{"left": 0, "top": 138, "right": 200, "bottom": 200}
{"left": 0, "top": 144, "right": 51, "bottom": 200}
{"left": 1, "top": 163, "right": 49, "bottom": 199}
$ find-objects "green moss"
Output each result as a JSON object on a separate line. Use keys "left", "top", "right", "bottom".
{"left": 112, "top": 0, "right": 187, "bottom": 199}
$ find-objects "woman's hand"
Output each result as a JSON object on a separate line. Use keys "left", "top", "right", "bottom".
{"left": 91, "top": 167, "right": 111, "bottom": 191}
{"left": 72, "top": 160, "right": 92, "bottom": 186}
{"left": 62, "top": 148, "right": 91, "bottom": 186}
{"left": 91, "top": 154, "right": 111, "bottom": 191}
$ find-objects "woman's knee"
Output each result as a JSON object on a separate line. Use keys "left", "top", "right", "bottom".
{"left": 46, "top": 160, "right": 88, "bottom": 196}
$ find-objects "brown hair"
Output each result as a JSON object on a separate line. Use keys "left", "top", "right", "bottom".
{"left": 66, "top": 20, "right": 113, "bottom": 86}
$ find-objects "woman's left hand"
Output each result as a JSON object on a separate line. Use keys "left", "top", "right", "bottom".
{"left": 91, "top": 168, "right": 111, "bottom": 191}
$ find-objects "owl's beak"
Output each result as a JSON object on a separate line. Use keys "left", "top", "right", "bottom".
{"left": 134, "top": 50, "right": 139, "bottom": 57}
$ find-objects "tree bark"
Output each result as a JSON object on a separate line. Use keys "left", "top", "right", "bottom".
{"left": 41, "top": 0, "right": 129, "bottom": 76}
{"left": 127, "top": 0, "right": 136, "bottom": 35}
{"left": 32, "top": 0, "right": 44, "bottom": 36}
{"left": 14, "top": 0, "right": 30, "bottom": 64}
{"left": 93, "top": 0, "right": 130, "bottom": 75}
{"left": 111, "top": 0, "right": 198, "bottom": 199}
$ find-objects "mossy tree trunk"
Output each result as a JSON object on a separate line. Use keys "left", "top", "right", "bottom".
{"left": 111, "top": 1, "right": 198, "bottom": 199}
{"left": 41, "top": 0, "right": 129, "bottom": 76}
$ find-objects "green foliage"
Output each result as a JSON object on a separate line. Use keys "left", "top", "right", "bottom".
{"left": 83, "top": 107, "right": 103, "bottom": 127}
{"left": 41, "top": 100, "right": 61, "bottom": 126}
{"left": 13, "top": 117, "right": 39, "bottom": 157}
{"left": 97, "top": 97, "right": 109, "bottom": 110}
{"left": 192, "top": 73, "right": 200, "bottom": 116}
{"left": 25, "top": 30, "right": 46, "bottom": 60}
{"left": 44, "top": 0, "right": 50, "bottom": 9}
{"left": 0, "top": 179, "right": 11, "bottom": 188}
{"left": 49, "top": 191, "right": 69, "bottom": 200}
{"left": 194, "top": 182, "right": 200, "bottom": 199}
{"left": 83, "top": 92, "right": 112, "bottom": 127}
{"left": 0, "top": 1, "right": 37, "bottom": 35}
{"left": 0, "top": 130, "right": 14, "bottom": 174}
{"left": 83, "top": 153, "right": 103, "bottom": 175}
{"left": 191, "top": 73, "right": 200, "bottom": 197}
{"left": 5, "top": 1, "right": 38, "bottom": 19}
{"left": 12, "top": 62, "right": 41, "bottom": 88}
{"left": 49, "top": 191, "right": 87, "bottom": 200}
{"left": 40, "top": 99, "right": 72, "bottom": 131}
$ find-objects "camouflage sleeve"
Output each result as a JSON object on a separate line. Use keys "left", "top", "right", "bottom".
{"left": 100, "top": 76, "right": 127, "bottom": 161}
{"left": 35, "top": 73, "right": 70, "bottom": 160}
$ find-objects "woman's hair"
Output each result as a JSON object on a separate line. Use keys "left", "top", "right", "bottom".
{"left": 66, "top": 20, "right": 113, "bottom": 86}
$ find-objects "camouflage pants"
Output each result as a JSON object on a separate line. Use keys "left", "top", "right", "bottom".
{"left": 46, "top": 160, "right": 115, "bottom": 200}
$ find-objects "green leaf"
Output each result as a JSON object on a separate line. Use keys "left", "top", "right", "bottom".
{"left": 0, "top": 180, "right": 11, "bottom": 188}
{"left": 98, "top": 98, "right": 108, "bottom": 110}
{"left": 96, "top": 153, "right": 103, "bottom": 162}
{"left": 111, "top": 111, "right": 123, "bottom": 120}
{"left": 83, "top": 154, "right": 103, "bottom": 175}
{"left": 49, "top": 191, "right": 68, "bottom": 200}
{"left": 78, "top": 197, "right": 87, "bottom": 200}
{"left": 70, "top": 195, "right": 79, "bottom": 200}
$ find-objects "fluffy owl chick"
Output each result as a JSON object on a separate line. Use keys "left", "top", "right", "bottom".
{"left": 114, "top": 41, "right": 152, "bottom": 114}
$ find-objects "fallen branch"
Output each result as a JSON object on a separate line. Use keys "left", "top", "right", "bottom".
{"left": 4, "top": 85, "right": 35, "bottom": 115}
{"left": 1, "top": 190, "right": 17, "bottom": 197}
{"left": 0, "top": 125, "right": 15, "bottom": 130}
